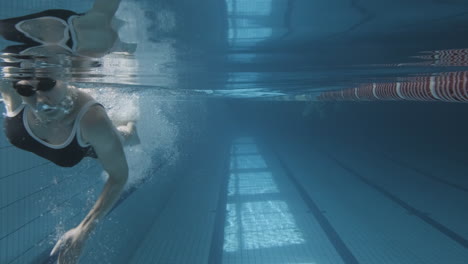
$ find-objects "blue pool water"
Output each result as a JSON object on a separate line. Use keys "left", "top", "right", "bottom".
{"left": 1, "top": 0, "right": 468, "bottom": 263}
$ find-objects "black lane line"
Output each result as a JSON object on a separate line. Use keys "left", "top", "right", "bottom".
{"left": 378, "top": 151, "right": 468, "bottom": 194}
{"left": 208, "top": 147, "right": 230, "bottom": 264}
{"left": 323, "top": 150, "right": 468, "bottom": 250}
{"left": 275, "top": 152, "right": 360, "bottom": 264}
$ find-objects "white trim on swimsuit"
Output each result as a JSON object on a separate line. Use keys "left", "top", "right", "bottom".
{"left": 14, "top": 15, "right": 89, "bottom": 57}
{"left": 20, "top": 100, "right": 100, "bottom": 149}
{"left": 15, "top": 16, "right": 74, "bottom": 53}
{"left": 5, "top": 104, "right": 25, "bottom": 117}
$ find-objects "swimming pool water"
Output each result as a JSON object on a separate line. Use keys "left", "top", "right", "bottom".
{"left": 1, "top": 0, "right": 468, "bottom": 263}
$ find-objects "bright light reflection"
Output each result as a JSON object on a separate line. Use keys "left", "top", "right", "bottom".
{"left": 224, "top": 203, "right": 239, "bottom": 252}
{"left": 224, "top": 201, "right": 305, "bottom": 252}
{"left": 195, "top": 89, "right": 284, "bottom": 98}
{"left": 232, "top": 143, "right": 259, "bottom": 154}
{"left": 226, "top": 0, "right": 274, "bottom": 46}
{"left": 228, "top": 171, "right": 279, "bottom": 196}
{"left": 230, "top": 18, "right": 262, "bottom": 28}
{"left": 224, "top": 139, "right": 306, "bottom": 254}
{"left": 226, "top": 0, "right": 273, "bottom": 15}
{"left": 233, "top": 154, "right": 267, "bottom": 169}
{"left": 229, "top": 28, "right": 272, "bottom": 40}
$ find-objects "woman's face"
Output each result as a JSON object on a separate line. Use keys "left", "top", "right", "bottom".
{"left": 16, "top": 79, "right": 73, "bottom": 120}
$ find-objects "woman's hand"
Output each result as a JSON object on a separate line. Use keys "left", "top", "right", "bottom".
{"left": 50, "top": 226, "right": 89, "bottom": 264}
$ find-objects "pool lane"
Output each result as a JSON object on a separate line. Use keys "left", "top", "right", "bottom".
{"left": 130, "top": 137, "right": 347, "bottom": 264}
{"left": 274, "top": 137, "right": 468, "bottom": 264}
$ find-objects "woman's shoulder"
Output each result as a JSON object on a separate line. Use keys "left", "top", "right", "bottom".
{"left": 74, "top": 91, "right": 106, "bottom": 118}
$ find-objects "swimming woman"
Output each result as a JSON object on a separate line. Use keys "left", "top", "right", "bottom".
{"left": 0, "top": 0, "right": 138, "bottom": 263}
{"left": 1, "top": 75, "right": 138, "bottom": 264}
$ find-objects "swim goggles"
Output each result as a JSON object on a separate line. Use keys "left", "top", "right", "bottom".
{"left": 13, "top": 78, "right": 57, "bottom": 97}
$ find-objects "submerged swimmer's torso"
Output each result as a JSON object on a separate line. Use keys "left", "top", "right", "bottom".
{"left": 3, "top": 94, "right": 101, "bottom": 167}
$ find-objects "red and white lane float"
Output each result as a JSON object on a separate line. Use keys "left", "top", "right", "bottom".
{"left": 317, "top": 71, "right": 468, "bottom": 103}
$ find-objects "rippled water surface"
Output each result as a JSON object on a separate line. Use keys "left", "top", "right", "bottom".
{"left": 1, "top": 0, "right": 468, "bottom": 100}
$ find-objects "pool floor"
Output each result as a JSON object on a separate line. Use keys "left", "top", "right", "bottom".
{"left": 127, "top": 135, "right": 468, "bottom": 264}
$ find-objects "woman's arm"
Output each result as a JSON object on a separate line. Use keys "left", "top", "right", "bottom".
{"left": 75, "top": 0, "right": 122, "bottom": 27}
{"left": 0, "top": 79, "right": 23, "bottom": 113}
{"left": 51, "top": 105, "right": 128, "bottom": 264}
{"left": 78, "top": 105, "right": 128, "bottom": 232}
{"left": 72, "top": 0, "right": 123, "bottom": 57}
{"left": 90, "top": 0, "right": 122, "bottom": 18}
